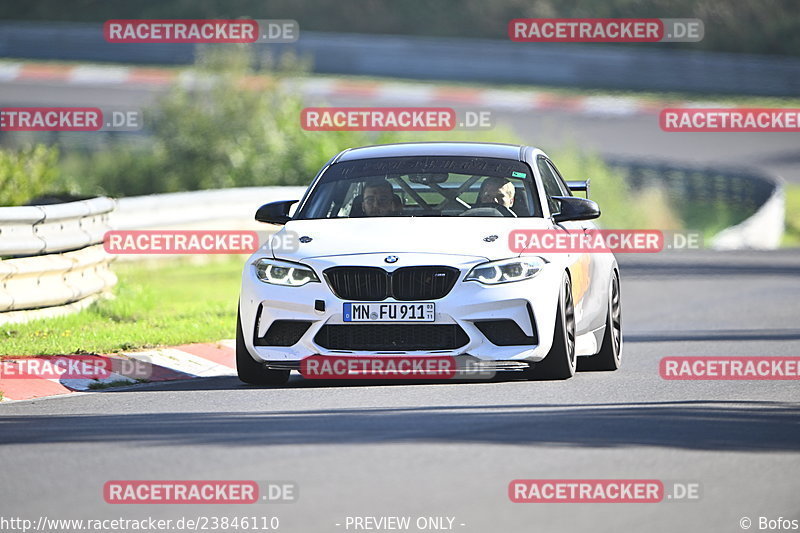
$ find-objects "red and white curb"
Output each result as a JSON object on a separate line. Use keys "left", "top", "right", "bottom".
{"left": 0, "top": 340, "right": 237, "bottom": 403}
{"left": 0, "top": 61, "right": 724, "bottom": 117}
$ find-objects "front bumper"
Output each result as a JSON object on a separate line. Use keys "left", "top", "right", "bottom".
{"left": 239, "top": 253, "right": 563, "bottom": 364}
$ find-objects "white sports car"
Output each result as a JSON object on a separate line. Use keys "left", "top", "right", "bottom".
{"left": 237, "top": 142, "right": 621, "bottom": 384}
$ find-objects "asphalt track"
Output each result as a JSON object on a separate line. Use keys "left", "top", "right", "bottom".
{"left": 0, "top": 75, "right": 799, "bottom": 532}
{"left": 1, "top": 250, "right": 799, "bottom": 532}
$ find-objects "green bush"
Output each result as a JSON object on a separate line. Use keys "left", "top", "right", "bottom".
{"left": 548, "top": 148, "right": 680, "bottom": 230}
{"left": 65, "top": 45, "right": 529, "bottom": 195}
{"left": 0, "top": 144, "right": 60, "bottom": 207}
{"left": 66, "top": 47, "right": 404, "bottom": 195}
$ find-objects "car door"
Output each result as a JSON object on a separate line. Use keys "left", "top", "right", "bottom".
{"left": 536, "top": 156, "right": 594, "bottom": 335}
{"left": 545, "top": 157, "right": 610, "bottom": 337}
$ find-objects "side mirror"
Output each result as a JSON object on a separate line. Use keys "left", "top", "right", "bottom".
{"left": 552, "top": 196, "right": 600, "bottom": 223}
{"left": 255, "top": 200, "right": 298, "bottom": 225}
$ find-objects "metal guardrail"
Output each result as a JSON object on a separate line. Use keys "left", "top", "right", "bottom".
{"left": 607, "top": 158, "right": 785, "bottom": 249}
{"left": 0, "top": 245, "right": 116, "bottom": 311}
{"left": 0, "top": 22, "right": 798, "bottom": 96}
{"left": 111, "top": 186, "right": 307, "bottom": 231}
{"left": 713, "top": 185, "right": 785, "bottom": 250}
{"left": 108, "top": 186, "right": 307, "bottom": 263}
{"left": 0, "top": 197, "right": 117, "bottom": 324}
{"left": 0, "top": 187, "right": 305, "bottom": 324}
{"left": 0, "top": 197, "right": 115, "bottom": 256}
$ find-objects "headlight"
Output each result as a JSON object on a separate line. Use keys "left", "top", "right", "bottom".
{"left": 465, "top": 257, "right": 547, "bottom": 284}
{"left": 253, "top": 258, "right": 319, "bottom": 286}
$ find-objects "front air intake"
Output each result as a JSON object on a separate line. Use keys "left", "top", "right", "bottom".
{"left": 255, "top": 320, "right": 312, "bottom": 347}
{"left": 324, "top": 266, "right": 459, "bottom": 301}
{"left": 314, "top": 324, "right": 469, "bottom": 351}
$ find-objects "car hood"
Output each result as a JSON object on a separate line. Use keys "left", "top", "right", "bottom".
{"left": 270, "top": 217, "right": 552, "bottom": 262}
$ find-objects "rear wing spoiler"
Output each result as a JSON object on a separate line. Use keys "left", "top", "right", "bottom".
{"left": 567, "top": 179, "right": 590, "bottom": 198}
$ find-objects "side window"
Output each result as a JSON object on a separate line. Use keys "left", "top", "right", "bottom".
{"left": 537, "top": 157, "right": 566, "bottom": 215}
{"left": 335, "top": 181, "right": 362, "bottom": 217}
{"left": 546, "top": 160, "right": 572, "bottom": 197}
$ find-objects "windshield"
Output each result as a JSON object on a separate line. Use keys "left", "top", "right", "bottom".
{"left": 295, "top": 156, "right": 542, "bottom": 219}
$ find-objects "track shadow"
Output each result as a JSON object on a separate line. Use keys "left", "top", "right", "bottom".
{"left": 619, "top": 262, "right": 800, "bottom": 278}
{"left": 625, "top": 329, "right": 800, "bottom": 342}
{"left": 2, "top": 400, "right": 798, "bottom": 452}
{"left": 82, "top": 371, "right": 526, "bottom": 392}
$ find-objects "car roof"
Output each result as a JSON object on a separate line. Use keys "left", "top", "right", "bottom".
{"left": 335, "top": 142, "right": 531, "bottom": 162}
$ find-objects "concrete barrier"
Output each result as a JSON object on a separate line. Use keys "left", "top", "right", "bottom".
{"left": 0, "top": 197, "right": 117, "bottom": 325}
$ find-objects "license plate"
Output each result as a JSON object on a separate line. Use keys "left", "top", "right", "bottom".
{"left": 343, "top": 302, "right": 435, "bottom": 322}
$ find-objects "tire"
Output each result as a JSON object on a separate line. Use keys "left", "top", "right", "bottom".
{"left": 236, "top": 310, "right": 290, "bottom": 385}
{"left": 525, "top": 273, "right": 576, "bottom": 380}
{"left": 578, "top": 271, "right": 622, "bottom": 372}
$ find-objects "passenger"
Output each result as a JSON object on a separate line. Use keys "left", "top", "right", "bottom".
{"left": 477, "top": 177, "right": 515, "bottom": 209}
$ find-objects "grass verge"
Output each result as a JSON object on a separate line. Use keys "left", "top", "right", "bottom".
{"left": 0, "top": 257, "right": 243, "bottom": 356}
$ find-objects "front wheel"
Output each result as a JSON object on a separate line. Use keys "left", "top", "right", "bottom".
{"left": 525, "top": 273, "right": 576, "bottom": 380}
{"left": 236, "top": 310, "right": 290, "bottom": 385}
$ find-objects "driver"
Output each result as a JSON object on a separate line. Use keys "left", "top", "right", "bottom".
{"left": 362, "top": 180, "right": 403, "bottom": 216}
{"left": 477, "top": 177, "right": 515, "bottom": 209}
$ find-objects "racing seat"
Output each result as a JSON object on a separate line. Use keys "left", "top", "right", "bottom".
{"left": 349, "top": 194, "right": 366, "bottom": 217}
{"left": 349, "top": 193, "right": 403, "bottom": 217}
{"left": 512, "top": 190, "right": 530, "bottom": 216}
